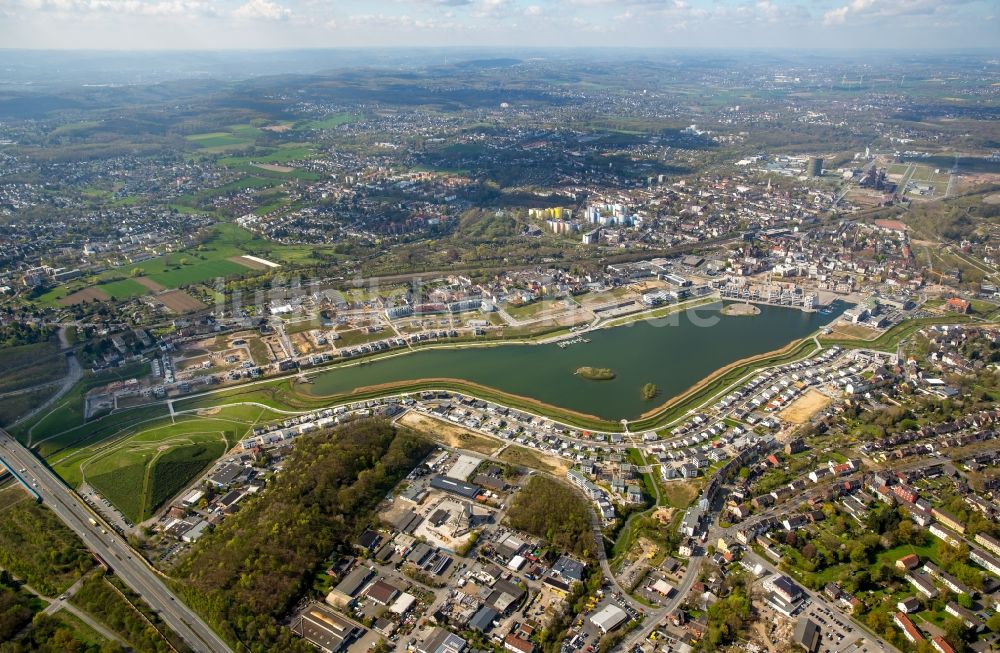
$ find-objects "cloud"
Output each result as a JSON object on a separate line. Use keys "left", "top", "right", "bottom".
{"left": 19, "top": 0, "right": 216, "bottom": 16}
{"left": 823, "top": 0, "right": 978, "bottom": 24}
{"left": 232, "top": 0, "right": 291, "bottom": 20}
{"left": 340, "top": 12, "right": 460, "bottom": 30}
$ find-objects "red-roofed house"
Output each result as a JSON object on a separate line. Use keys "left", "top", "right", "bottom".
{"left": 946, "top": 298, "right": 971, "bottom": 314}
{"left": 931, "top": 635, "right": 955, "bottom": 653}
{"left": 894, "top": 613, "right": 924, "bottom": 643}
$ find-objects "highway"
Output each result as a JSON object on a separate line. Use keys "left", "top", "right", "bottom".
{"left": 0, "top": 428, "right": 233, "bottom": 653}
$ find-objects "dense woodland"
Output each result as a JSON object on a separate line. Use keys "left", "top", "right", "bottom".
{"left": 505, "top": 475, "right": 595, "bottom": 560}
{"left": 174, "top": 419, "right": 433, "bottom": 652}
{"left": 0, "top": 502, "right": 92, "bottom": 596}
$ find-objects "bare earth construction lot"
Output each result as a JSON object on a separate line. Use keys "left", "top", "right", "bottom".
{"left": 779, "top": 388, "right": 832, "bottom": 424}
{"left": 396, "top": 412, "right": 501, "bottom": 456}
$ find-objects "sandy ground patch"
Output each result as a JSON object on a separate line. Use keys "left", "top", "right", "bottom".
{"left": 290, "top": 333, "right": 314, "bottom": 356}
{"left": 651, "top": 507, "right": 675, "bottom": 524}
{"left": 497, "top": 444, "right": 570, "bottom": 476}
{"left": 229, "top": 255, "right": 269, "bottom": 270}
{"left": 135, "top": 277, "right": 166, "bottom": 292}
{"left": 196, "top": 407, "right": 221, "bottom": 416}
{"left": 828, "top": 322, "right": 880, "bottom": 340}
{"left": 59, "top": 286, "right": 110, "bottom": 305}
{"left": 780, "top": 388, "right": 832, "bottom": 424}
{"left": 157, "top": 290, "right": 207, "bottom": 313}
{"left": 253, "top": 163, "right": 294, "bottom": 173}
{"left": 228, "top": 255, "right": 280, "bottom": 271}
{"left": 263, "top": 124, "right": 292, "bottom": 133}
{"left": 397, "top": 412, "right": 501, "bottom": 456}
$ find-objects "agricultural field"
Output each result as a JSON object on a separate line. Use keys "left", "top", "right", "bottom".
{"left": 36, "top": 223, "right": 279, "bottom": 307}
{"left": 155, "top": 290, "right": 207, "bottom": 313}
{"left": 185, "top": 124, "right": 263, "bottom": 152}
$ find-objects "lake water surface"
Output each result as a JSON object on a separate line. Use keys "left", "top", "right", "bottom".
{"left": 307, "top": 302, "right": 840, "bottom": 420}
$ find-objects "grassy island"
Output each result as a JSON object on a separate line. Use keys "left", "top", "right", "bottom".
{"left": 576, "top": 366, "right": 616, "bottom": 381}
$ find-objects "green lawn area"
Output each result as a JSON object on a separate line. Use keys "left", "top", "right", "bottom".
{"left": 83, "top": 425, "right": 230, "bottom": 522}
{"left": 875, "top": 539, "right": 944, "bottom": 568}
{"left": 286, "top": 318, "right": 324, "bottom": 335}
{"left": 49, "top": 407, "right": 260, "bottom": 521}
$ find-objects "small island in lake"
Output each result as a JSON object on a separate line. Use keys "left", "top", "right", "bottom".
{"left": 721, "top": 303, "right": 761, "bottom": 317}
{"left": 576, "top": 366, "right": 616, "bottom": 381}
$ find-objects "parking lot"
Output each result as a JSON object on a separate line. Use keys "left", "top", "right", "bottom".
{"left": 799, "top": 599, "right": 870, "bottom": 653}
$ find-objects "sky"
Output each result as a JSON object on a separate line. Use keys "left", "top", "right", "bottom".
{"left": 0, "top": 0, "right": 997, "bottom": 50}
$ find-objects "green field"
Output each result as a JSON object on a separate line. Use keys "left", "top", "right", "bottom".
{"left": 216, "top": 143, "right": 320, "bottom": 181}
{"left": 185, "top": 124, "right": 263, "bottom": 152}
{"left": 33, "top": 223, "right": 275, "bottom": 307}
{"left": 146, "top": 258, "right": 251, "bottom": 287}
{"left": 97, "top": 278, "right": 152, "bottom": 299}
{"left": 81, "top": 425, "right": 231, "bottom": 521}
{"left": 0, "top": 386, "right": 60, "bottom": 427}
{"left": 46, "top": 404, "right": 276, "bottom": 522}
{"left": 0, "top": 339, "right": 66, "bottom": 396}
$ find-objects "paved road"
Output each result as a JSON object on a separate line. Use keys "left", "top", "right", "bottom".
{"left": 0, "top": 428, "right": 233, "bottom": 653}
{"left": 622, "top": 553, "right": 703, "bottom": 648}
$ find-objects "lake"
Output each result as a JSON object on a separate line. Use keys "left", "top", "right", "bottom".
{"left": 306, "top": 302, "right": 841, "bottom": 420}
